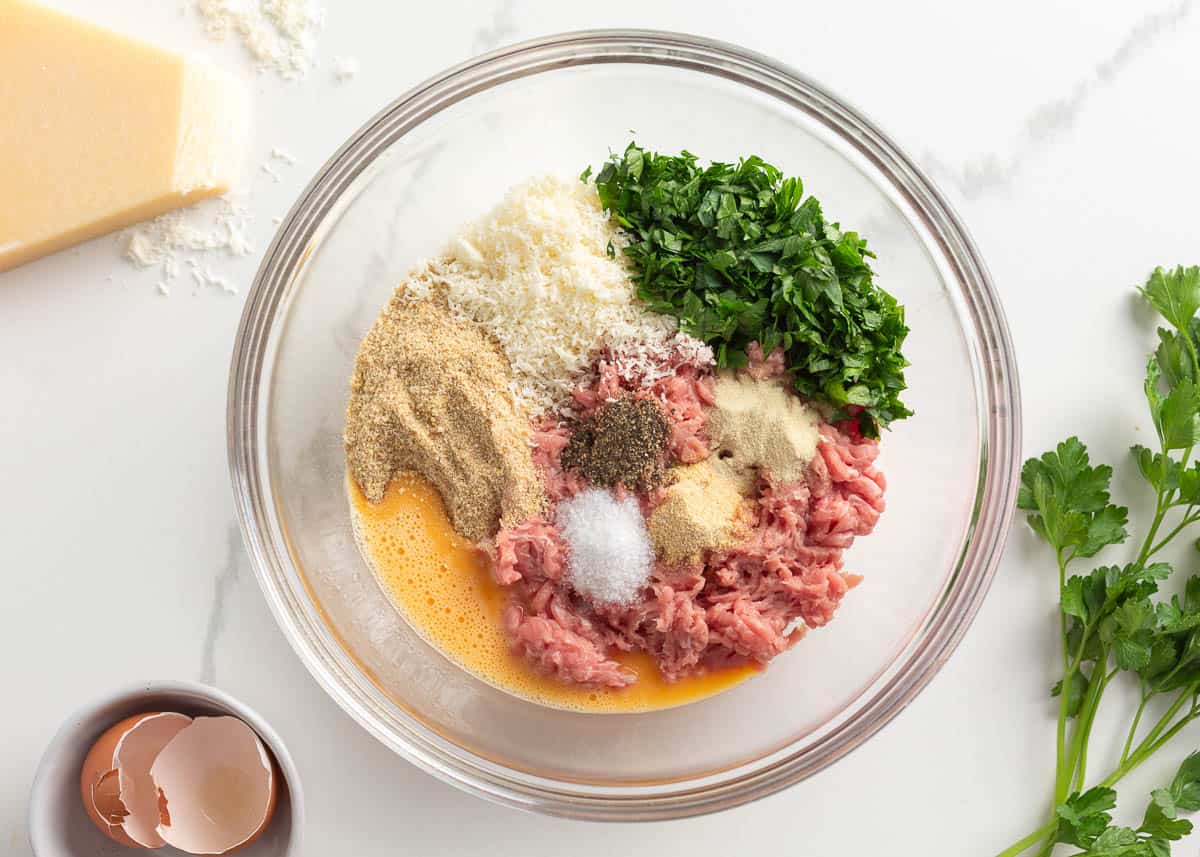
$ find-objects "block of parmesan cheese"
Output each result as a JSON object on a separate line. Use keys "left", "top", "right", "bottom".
{"left": 0, "top": 0, "right": 250, "bottom": 273}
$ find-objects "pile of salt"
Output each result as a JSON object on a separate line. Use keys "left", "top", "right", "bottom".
{"left": 556, "top": 489, "right": 653, "bottom": 605}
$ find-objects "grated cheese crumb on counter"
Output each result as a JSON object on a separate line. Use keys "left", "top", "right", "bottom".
{"left": 407, "top": 176, "right": 677, "bottom": 414}
{"left": 122, "top": 197, "right": 252, "bottom": 295}
{"left": 187, "top": 259, "right": 239, "bottom": 294}
{"left": 260, "top": 146, "right": 298, "bottom": 182}
{"left": 124, "top": 198, "right": 252, "bottom": 264}
{"left": 557, "top": 489, "right": 653, "bottom": 605}
{"left": 196, "top": 0, "right": 325, "bottom": 80}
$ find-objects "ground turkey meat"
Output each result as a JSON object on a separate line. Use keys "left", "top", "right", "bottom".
{"left": 495, "top": 347, "right": 885, "bottom": 689}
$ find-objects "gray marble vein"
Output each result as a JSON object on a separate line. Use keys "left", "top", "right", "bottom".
{"left": 926, "top": 0, "right": 1193, "bottom": 199}
{"left": 199, "top": 524, "right": 247, "bottom": 684}
{"left": 473, "top": 0, "right": 518, "bottom": 53}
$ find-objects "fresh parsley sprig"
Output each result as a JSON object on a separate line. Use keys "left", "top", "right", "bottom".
{"left": 998, "top": 266, "right": 1200, "bottom": 857}
{"left": 590, "top": 143, "right": 911, "bottom": 438}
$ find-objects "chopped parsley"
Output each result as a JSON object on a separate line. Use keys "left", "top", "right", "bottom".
{"left": 592, "top": 142, "right": 911, "bottom": 437}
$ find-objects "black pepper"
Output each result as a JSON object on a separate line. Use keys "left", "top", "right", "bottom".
{"left": 562, "top": 396, "right": 670, "bottom": 491}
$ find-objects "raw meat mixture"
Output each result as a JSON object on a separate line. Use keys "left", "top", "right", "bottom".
{"left": 494, "top": 343, "right": 886, "bottom": 688}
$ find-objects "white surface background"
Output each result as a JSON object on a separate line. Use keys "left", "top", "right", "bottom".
{"left": 3, "top": 1, "right": 1199, "bottom": 854}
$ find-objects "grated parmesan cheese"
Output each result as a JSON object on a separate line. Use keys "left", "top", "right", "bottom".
{"left": 196, "top": 0, "right": 325, "bottom": 80}
{"left": 187, "top": 258, "right": 239, "bottom": 294}
{"left": 410, "top": 176, "right": 677, "bottom": 414}
{"left": 259, "top": 147, "right": 297, "bottom": 183}
{"left": 122, "top": 197, "right": 252, "bottom": 295}
{"left": 601, "top": 334, "right": 715, "bottom": 390}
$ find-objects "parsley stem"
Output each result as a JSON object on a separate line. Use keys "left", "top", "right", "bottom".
{"left": 1127, "top": 688, "right": 1193, "bottom": 762}
{"left": 1052, "top": 551, "right": 1072, "bottom": 806}
{"left": 1121, "top": 692, "right": 1151, "bottom": 764}
{"left": 992, "top": 820, "right": 1058, "bottom": 857}
{"left": 1137, "top": 484, "right": 1170, "bottom": 566}
{"left": 1135, "top": 436, "right": 1183, "bottom": 566}
{"left": 1062, "top": 636, "right": 1104, "bottom": 791}
{"left": 1144, "top": 510, "right": 1200, "bottom": 559}
{"left": 1031, "top": 835, "right": 1055, "bottom": 857}
{"left": 1064, "top": 669, "right": 1094, "bottom": 789}
{"left": 1138, "top": 707, "right": 1199, "bottom": 761}
{"left": 1101, "top": 704, "right": 1199, "bottom": 789}
{"left": 1071, "top": 667, "right": 1115, "bottom": 791}
{"left": 1066, "top": 616, "right": 1098, "bottom": 675}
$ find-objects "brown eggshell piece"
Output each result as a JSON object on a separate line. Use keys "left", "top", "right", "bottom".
{"left": 91, "top": 769, "right": 128, "bottom": 825}
{"left": 151, "top": 715, "right": 277, "bottom": 855}
{"left": 114, "top": 712, "right": 192, "bottom": 846}
{"left": 79, "top": 711, "right": 191, "bottom": 849}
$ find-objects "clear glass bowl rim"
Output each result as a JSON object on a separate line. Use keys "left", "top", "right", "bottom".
{"left": 227, "top": 28, "right": 1023, "bottom": 821}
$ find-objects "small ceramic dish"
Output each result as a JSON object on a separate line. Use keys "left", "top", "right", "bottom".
{"left": 28, "top": 680, "right": 303, "bottom": 857}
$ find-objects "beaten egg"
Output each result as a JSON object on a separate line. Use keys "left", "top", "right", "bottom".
{"left": 349, "top": 472, "right": 758, "bottom": 713}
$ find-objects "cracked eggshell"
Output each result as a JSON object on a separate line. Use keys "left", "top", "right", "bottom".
{"left": 152, "top": 715, "right": 278, "bottom": 855}
{"left": 79, "top": 711, "right": 193, "bottom": 848}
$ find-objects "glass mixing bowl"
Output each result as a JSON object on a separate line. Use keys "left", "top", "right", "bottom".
{"left": 228, "top": 30, "right": 1021, "bottom": 820}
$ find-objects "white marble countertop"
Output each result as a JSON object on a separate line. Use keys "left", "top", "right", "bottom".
{"left": 4, "top": 1, "right": 1200, "bottom": 854}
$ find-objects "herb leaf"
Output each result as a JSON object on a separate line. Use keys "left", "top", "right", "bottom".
{"left": 1057, "top": 787, "right": 1117, "bottom": 848}
{"left": 1018, "top": 437, "right": 1130, "bottom": 561}
{"left": 1169, "top": 752, "right": 1200, "bottom": 811}
{"left": 1140, "top": 266, "right": 1200, "bottom": 333}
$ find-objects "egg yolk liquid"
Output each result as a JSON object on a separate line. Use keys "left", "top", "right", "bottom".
{"left": 349, "top": 472, "right": 757, "bottom": 712}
